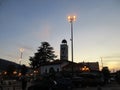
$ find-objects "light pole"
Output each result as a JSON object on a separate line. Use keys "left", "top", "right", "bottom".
{"left": 19, "top": 48, "right": 24, "bottom": 65}
{"left": 67, "top": 15, "right": 76, "bottom": 76}
{"left": 101, "top": 57, "right": 103, "bottom": 69}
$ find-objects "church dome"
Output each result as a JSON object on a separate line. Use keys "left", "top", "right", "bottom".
{"left": 62, "top": 39, "right": 67, "bottom": 44}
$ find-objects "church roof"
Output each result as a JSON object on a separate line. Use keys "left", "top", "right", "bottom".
{"left": 62, "top": 39, "right": 67, "bottom": 44}
{"left": 40, "top": 60, "right": 70, "bottom": 66}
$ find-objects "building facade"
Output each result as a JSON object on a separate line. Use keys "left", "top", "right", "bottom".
{"left": 39, "top": 39, "right": 100, "bottom": 74}
{"left": 40, "top": 60, "right": 69, "bottom": 74}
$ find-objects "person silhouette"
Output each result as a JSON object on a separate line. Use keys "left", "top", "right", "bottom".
{"left": 21, "top": 76, "right": 27, "bottom": 90}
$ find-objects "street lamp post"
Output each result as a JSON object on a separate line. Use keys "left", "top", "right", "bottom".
{"left": 68, "top": 16, "right": 76, "bottom": 76}
{"left": 19, "top": 48, "right": 24, "bottom": 65}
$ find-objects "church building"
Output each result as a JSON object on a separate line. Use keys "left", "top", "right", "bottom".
{"left": 40, "top": 39, "right": 70, "bottom": 74}
{"left": 40, "top": 39, "right": 100, "bottom": 74}
{"left": 60, "top": 39, "right": 68, "bottom": 61}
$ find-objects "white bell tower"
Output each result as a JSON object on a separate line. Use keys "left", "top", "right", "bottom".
{"left": 60, "top": 39, "right": 68, "bottom": 61}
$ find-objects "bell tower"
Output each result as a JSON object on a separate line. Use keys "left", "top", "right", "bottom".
{"left": 60, "top": 39, "right": 68, "bottom": 60}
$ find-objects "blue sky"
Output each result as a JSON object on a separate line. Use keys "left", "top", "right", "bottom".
{"left": 0, "top": 0, "right": 120, "bottom": 71}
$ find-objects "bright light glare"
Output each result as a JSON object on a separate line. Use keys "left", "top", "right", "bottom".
{"left": 67, "top": 15, "right": 76, "bottom": 22}
{"left": 20, "top": 48, "right": 24, "bottom": 52}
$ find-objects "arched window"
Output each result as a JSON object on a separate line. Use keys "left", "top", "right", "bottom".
{"left": 49, "top": 67, "right": 55, "bottom": 74}
{"left": 45, "top": 69, "right": 47, "bottom": 73}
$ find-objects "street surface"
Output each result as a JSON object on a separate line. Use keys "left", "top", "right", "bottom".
{"left": 0, "top": 81, "right": 120, "bottom": 90}
{"left": 74, "top": 81, "right": 120, "bottom": 90}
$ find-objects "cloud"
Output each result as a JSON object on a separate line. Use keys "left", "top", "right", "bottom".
{"left": 102, "top": 55, "right": 120, "bottom": 59}
{"left": 6, "top": 54, "right": 18, "bottom": 60}
{"left": 15, "top": 43, "right": 34, "bottom": 52}
{"left": 105, "top": 61, "right": 120, "bottom": 70}
{"left": 27, "top": 20, "right": 53, "bottom": 41}
{"left": 40, "top": 25, "right": 51, "bottom": 39}
{"left": 22, "top": 46, "right": 34, "bottom": 52}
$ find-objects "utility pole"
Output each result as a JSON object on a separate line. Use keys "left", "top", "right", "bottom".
{"left": 101, "top": 57, "right": 103, "bottom": 69}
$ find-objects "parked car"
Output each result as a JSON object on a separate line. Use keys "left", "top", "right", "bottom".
{"left": 78, "top": 72, "right": 104, "bottom": 87}
{"left": 27, "top": 77, "right": 73, "bottom": 90}
{"left": 55, "top": 77, "right": 73, "bottom": 90}
{"left": 72, "top": 76, "right": 84, "bottom": 87}
{"left": 27, "top": 78, "right": 57, "bottom": 90}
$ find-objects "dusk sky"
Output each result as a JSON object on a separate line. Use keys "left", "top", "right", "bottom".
{"left": 0, "top": 0, "right": 120, "bottom": 71}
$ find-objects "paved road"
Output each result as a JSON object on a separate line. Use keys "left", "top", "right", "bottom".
{"left": 0, "top": 81, "right": 120, "bottom": 90}
{"left": 74, "top": 81, "right": 120, "bottom": 90}
{"left": 74, "top": 87, "right": 120, "bottom": 90}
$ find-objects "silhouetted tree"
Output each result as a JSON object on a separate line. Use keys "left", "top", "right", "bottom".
{"left": 29, "top": 42, "right": 57, "bottom": 69}
{"left": 6, "top": 64, "right": 16, "bottom": 76}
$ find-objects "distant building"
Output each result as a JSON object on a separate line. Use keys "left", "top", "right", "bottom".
{"left": 62, "top": 62, "right": 99, "bottom": 72}
{"left": 39, "top": 39, "right": 100, "bottom": 74}
{"left": 40, "top": 39, "right": 69, "bottom": 74}
{"left": 78, "top": 62, "right": 99, "bottom": 71}
{"left": 0, "top": 58, "right": 20, "bottom": 71}
{"left": 40, "top": 60, "right": 70, "bottom": 74}
{"left": 40, "top": 61, "right": 100, "bottom": 74}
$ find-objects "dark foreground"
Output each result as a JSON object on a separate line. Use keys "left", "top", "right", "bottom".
{"left": 0, "top": 80, "right": 120, "bottom": 90}
{"left": 74, "top": 81, "right": 120, "bottom": 90}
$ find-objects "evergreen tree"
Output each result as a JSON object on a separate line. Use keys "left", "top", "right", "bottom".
{"left": 29, "top": 42, "right": 57, "bottom": 69}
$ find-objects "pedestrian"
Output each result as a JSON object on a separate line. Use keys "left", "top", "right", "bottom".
{"left": 97, "top": 85, "right": 102, "bottom": 90}
{"left": 22, "top": 76, "right": 27, "bottom": 90}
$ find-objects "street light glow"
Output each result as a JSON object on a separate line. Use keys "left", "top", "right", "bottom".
{"left": 19, "top": 48, "right": 24, "bottom": 52}
{"left": 68, "top": 15, "right": 76, "bottom": 22}
{"left": 19, "top": 48, "right": 24, "bottom": 65}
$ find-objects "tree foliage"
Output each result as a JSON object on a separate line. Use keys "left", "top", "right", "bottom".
{"left": 29, "top": 42, "right": 57, "bottom": 69}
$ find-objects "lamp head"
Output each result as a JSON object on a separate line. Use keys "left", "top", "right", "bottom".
{"left": 68, "top": 15, "right": 76, "bottom": 22}
{"left": 20, "top": 48, "right": 24, "bottom": 52}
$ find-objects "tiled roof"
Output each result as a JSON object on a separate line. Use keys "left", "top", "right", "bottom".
{"left": 40, "top": 60, "right": 71, "bottom": 66}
